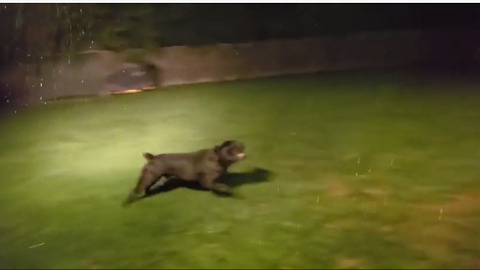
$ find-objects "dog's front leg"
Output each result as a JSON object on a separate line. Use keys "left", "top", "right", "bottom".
{"left": 200, "top": 173, "right": 234, "bottom": 196}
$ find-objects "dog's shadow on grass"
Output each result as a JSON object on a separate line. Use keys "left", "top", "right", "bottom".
{"left": 143, "top": 167, "right": 274, "bottom": 200}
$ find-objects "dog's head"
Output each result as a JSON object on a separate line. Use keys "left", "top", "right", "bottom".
{"left": 215, "top": 140, "right": 246, "bottom": 166}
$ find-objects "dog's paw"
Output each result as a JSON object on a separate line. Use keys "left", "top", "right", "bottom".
{"left": 122, "top": 192, "right": 140, "bottom": 207}
{"left": 122, "top": 199, "right": 133, "bottom": 208}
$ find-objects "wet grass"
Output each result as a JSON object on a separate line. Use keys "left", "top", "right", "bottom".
{"left": 1, "top": 69, "right": 480, "bottom": 269}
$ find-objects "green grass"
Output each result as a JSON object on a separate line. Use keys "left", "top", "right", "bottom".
{"left": 1, "top": 69, "right": 480, "bottom": 269}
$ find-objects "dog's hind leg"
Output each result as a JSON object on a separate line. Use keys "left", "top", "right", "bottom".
{"left": 146, "top": 174, "right": 172, "bottom": 191}
{"left": 123, "top": 168, "right": 160, "bottom": 206}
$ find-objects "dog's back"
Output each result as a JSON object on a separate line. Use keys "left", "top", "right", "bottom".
{"left": 142, "top": 149, "right": 218, "bottom": 181}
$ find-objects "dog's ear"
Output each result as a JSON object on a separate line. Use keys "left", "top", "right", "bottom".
{"left": 220, "top": 140, "right": 234, "bottom": 148}
{"left": 216, "top": 140, "right": 231, "bottom": 151}
{"left": 143, "top": 153, "right": 155, "bottom": 160}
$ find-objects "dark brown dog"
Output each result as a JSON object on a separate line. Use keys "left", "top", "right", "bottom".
{"left": 123, "top": 140, "right": 246, "bottom": 205}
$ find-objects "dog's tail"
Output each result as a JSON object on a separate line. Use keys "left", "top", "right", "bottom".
{"left": 143, "top": 152, "right": 155, "bottom": 160}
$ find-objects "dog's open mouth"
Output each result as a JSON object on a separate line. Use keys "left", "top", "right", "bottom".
{"left": 236, "top": 153, "right": 246, "bottom": 159}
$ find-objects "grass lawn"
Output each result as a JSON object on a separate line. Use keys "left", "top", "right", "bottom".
{"left": 1, "top": 69, "right": 480, "bottom": 269}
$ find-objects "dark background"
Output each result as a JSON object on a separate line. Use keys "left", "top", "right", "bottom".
{"left": 1, "top": 4, "right": 479, "bottom": 65}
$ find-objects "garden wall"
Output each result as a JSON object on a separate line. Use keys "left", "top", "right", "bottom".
{"left": 1, "top": 28, "right": 479, "bottom": 106}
